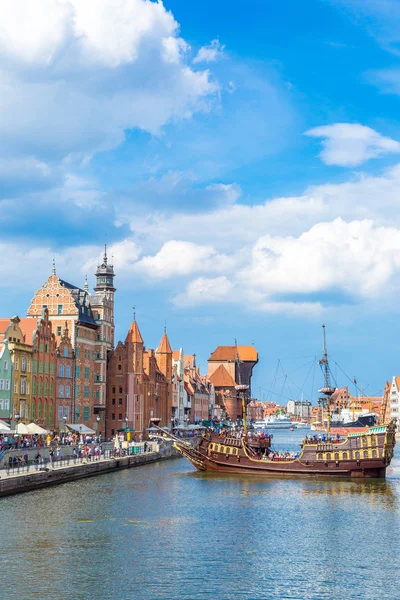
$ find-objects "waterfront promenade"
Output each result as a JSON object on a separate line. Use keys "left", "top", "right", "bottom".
{"left": 0, "top": 441, "right": 178, "bottom": 497}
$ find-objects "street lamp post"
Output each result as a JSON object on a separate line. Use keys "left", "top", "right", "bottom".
{"left": 15, "top": 412, "right": 20, "bottom": 448}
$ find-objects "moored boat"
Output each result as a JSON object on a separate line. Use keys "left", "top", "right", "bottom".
{"left": 173, "top": 326, "right": 396, "bottom": 479}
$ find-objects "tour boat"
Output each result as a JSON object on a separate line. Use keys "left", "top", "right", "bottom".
{"left": 254, "top": 415, "right": 293, "bottom": 430}
{"left": 172, "top": 326, "right": 396, "bottom": 479}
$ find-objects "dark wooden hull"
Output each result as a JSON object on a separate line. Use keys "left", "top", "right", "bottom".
{"left": 174, "top": 423, "right": 396, "bottom": 479}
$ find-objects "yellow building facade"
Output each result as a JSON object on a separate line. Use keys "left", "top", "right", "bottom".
{"left": 5, "top": 317, "right": 33, "bottom": 424}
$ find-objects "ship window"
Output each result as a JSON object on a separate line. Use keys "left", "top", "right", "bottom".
{"left": 334, "top": 453, "right": 339, "bottom": 461}
{"left": 355, "top": 451, "right": 360, "bottom": 459}
{"left": 343, "top": 452, "right": 348, "bottom": 459}
{"left": 372, "top": 450, "right": 377, "bottom": 458}
{"left": 326, "top": 453, "right": 331, "bottom": 460}
{"left": 318, "top": 453, "right": 323, "bottom": 460}
{"left": 363, "top": 451, "right": 368, "bottom": 459}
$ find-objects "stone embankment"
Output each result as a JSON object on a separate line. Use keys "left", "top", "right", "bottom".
{"left": 0, "top": 443, "right": 179, "bottom": 498}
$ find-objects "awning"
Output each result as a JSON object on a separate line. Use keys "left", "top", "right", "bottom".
{"left": 66, "top": 424, "right": 96, "bottom": 434}
{"left": 0, "top": 419, "right": 10, "bottom": 430}
{"left": 16, "top": 422, "right": 30, "bottom": 435}
{"left": 117, "top": 427, "right": 135, "bottom": 432}
{"left": 26, "top": 423, "right": 49, "bottom": 435}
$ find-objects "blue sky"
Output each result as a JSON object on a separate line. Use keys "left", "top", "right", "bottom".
{"left": 2, "top": 0, "right": 400, "bottom": 402}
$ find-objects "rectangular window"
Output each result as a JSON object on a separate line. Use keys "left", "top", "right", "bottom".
{"left": 76, "top": 385, "right": 80, "bottom": 398}
{"left": 59, "top": 385, "right": 64, "bottom": 398}
{"left": 32, "top": 380, "right": 36, "bottom": 394}
{"left": 59, "top": 365, "right": 64, "bottom": 377}
{"left": 64, "top": 406, "right": 70, "bottom": 420}
{"left": 39, "top": 343, "right": 44, "bottom": 353}
{"left": 57, "top": 326, "right": 61, "bottom": 336}
{"left": 38, "top": 382, "right": 42, "bottom": 394}
{"left": 75, "top": 406, "right": 80, "bottom": 420}
{"left": 75, "top": 347, "right": 80, "bottom": 358}
{"left": 50, "top": 363, "right": 54, "bottom": 375}
{"left": 50, "top": 382, "right": 53, "bottom": 395}
{"left": 20, "top": 379, "right": 26, "bottom": 394}
{"left": 0, "top": 380, "right": 4, "bottom": 390}
{"left": 49, "top": 404, "right": 53, "bottom": 424}
{"left": 43, "top": 403, "right": 47, "bottom": 421}
{"left": 84, "top": 386, "right": 89, "bottom": 398}
{"left": 118, "top": 413, "right": 122, "bottom": 421}
{"left": 112, "top": 413, "right": 115, "bottom": 420}
{"left": 5, "top": 379, "right": 10, "bottom": 391}
{"left": 83, "top": 406, "right": 89, "bottom": 421}
{"left": 75, "top": 366, "right": 80, "bottom": 378}
{"left": 13, "top": 381, "right": 17, "bottom": 393}
{"left": 58, "top": 406, "right": 63, "bottom": 421}
{"left": 66, "top": 366, "right": 71, "bottom": 378}
{"left": 27, "top": 360, "right": 30, "bottom": 372}
{"left": 38, "top": 404, "right": 41, "bottom": 418}
{"left": 84, "top": 367, "right": 89, "bottom": 379}
{"left": 3, "top": 361, "right": 8, "bottom": 371}
{"left": 63, "top": 347, "right": 68, "bottom": 358}
{"left": 31, "top": 404, "right": 35, "bottom": 421}
{"left": 44, "top": 381, "right": 48, "bottom": 395}
{"left": 44, "top": 362, "right": 49, "bottom": 374}
{"left": 96, "top": 375, "right": 100, "bottom": 382}
{"left": 65, "top": 385, "right": 70, "bottom": 398}
{"left": 45, "top": 344, "right": 49, "bottom": 353}
{"left": 57, "top": 305, "right": 62, "bottom": 315}
{"left": 39, "top": 362, "right": 43, "bottom": 374}
{"left": 14, "top": 358, "right": 18, "bottom": 370}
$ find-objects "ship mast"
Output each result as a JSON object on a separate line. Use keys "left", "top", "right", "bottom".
{"left": 318, "top": 325, "right": 335, "bottom": 434}
{"left": 234, "top": 339, "right": 249, "bottom": 434}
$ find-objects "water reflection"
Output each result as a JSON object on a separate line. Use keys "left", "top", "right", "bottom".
{"left": 1, "top": 432, "right": 400, "bottom": 600}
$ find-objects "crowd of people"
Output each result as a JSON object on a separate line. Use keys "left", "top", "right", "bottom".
{"left": 304, "top": 434, "right": 342, "bottom": 444}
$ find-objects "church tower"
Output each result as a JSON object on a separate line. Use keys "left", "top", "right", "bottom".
{"left": 156, "top": 328, "right": 173, "bottom": 426}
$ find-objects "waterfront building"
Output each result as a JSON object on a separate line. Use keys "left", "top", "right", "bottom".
{"left": 172, "top": 348, "right": 185, "bottom": 425}
{"left": 0, "top": 340, "right": 12, "bottom": 421}
{"left": 183, "top": 355, "right": 211, "bottom": 423}
{"left": 26, "top": 253, "right": 115, "bottom": 431}
{"left": 389, "top": 376, "right": 400, "bottom": 425}
{"left": 156, "top": 330, "right": 173, "bottom": 427}
{"left": 106, "top": 319, "right": 171, "bottom": 438}
{"left": 56, "top": 323, "right": 75, "bottom": 432}
{"left": 207, "top": 344, "right": 258, "bottom": 421}
{"left": 4, "top": 317, "right": 33, "bottom": 424}
{"left": 20, "top": 309, "right": 57, "bottom": 428}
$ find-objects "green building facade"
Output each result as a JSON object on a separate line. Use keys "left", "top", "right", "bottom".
{"left": 0, "top": 340, "right": 12, "bottom": 421}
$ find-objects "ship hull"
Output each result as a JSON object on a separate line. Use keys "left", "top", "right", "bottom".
{"left": 174, "top": 424, "right": 396, "bottom": 479}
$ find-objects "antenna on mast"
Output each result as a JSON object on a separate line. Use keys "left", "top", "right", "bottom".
{"left": 317, "top": 324, "right": 335, "bottom": 434}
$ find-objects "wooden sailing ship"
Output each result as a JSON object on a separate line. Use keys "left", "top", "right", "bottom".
{"left": 173, "top": 327, "right": 396, "bottom": 478}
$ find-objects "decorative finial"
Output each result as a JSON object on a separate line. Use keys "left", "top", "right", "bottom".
{"left": 164, "top": 320, "right": 167, "bottom": 335}
{"left": 133, "top": 305, "right": 136, "bottom": 321}
{"left": 103, "top": 243, "right": 107, "bottom": 265}
{"left": 84, "top": 274, "right": 89, "bottom": 292}
{"left": 52, "top": 256, "right": 56, "bottom": 275}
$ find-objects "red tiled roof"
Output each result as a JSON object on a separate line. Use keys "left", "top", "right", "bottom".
{"left": 125, "top": 320, "right": 143, "bottom": 343}
{"left": 19, "top": 318, "right": 39, "bottom": 345}
{"left": 172, "top": 351, "right": 180, "bottom": 361}
{"left": 157, "top": 333, "right": 172, "bottom": 354}
{"left": 209, "top": 364, "right": 237, "bottom": 388}
{"left": 208, "top": 345, "right": 258, "bottom": 362}
{"left": 0, "top": 319, "right": 11, "bottom": 334}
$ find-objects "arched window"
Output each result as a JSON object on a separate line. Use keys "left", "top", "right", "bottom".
{"left": 355, "top": 451, "right": 360, "bottom": 459}
{"left": 21, "top": 357, "right": 27, "bottom": 372}
{"left": 326, "top": 453, "right": 331, "bottom": 460}
{"left": 334, "top": 453, "right": 339, "bottom": 461}
{"left": 363, "top": 451, "right": 368, "bottom": 459}
{"left": 119, "top": 386, "right": 123, "bottom": 394}
{"left": 343, "top": 452, "right": 348, "bottom": 459}
{"left": 59, "top": 385, "right": 64, "bottom": 398}
{"left": 112, "top": 386, "right": 116, "bottom": 394}
{"left": 20, "top": 379, "right": 26, "bottom": 394}
{"left": 372, "top": 450, "right": 377, "bottom": 458}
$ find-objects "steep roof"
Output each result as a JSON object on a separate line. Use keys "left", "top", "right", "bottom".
{"left": 208, "top": 345, "right": 258, "bottom": 362}
{"left": 19, "top": 318, "right": 39, "bottom": 345}
{"left": 209, "top": 364, "right": 237, "bottom": 388}
{"left": 172, "top": 350, "right": 180, "bottom": 361}
{"left": 58, "top": 279, "right": 97, "bottom": 327}
{"left": 0, "top": 319, "right": 10, "bottom": 334}
{"left": 125, "top": 320, "right": 143, "bottom": 344}
{"left": 395, "top": 376, "right": 400, "bottom": 390}
{"left": 157, "top": 332, "right": 172, "bottom": 354}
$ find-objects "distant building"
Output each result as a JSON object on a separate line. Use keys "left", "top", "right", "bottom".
{"left": 390, "top": 376, "right": 400, "bottom": 425}
{"left": 287, "top": 400, "right": 312, "bottom": 420}
{"left": 207, "top": 345, "right": 258, "bottom": 421}
{"left": 6, "top": 316, "right": 33, "bottom": 424}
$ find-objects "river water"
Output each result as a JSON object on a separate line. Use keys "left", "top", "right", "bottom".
{"left": 1, "top": 429, "right": 400, "bottom": 600}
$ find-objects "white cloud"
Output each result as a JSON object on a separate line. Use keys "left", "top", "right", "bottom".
{"left": 174, "top": 276, "right": 234, "bottom": 306}
{"left": 134, "top": 240, "right": 233, "bottom": 279}
{"left": 193, "top": 39, "right": 225, "bottom": 64}
{"left": 306, "top": 123, "right": 400, "bottom": 166}
{"left": 0, "top": 0, "right": 219, "bottom": 162}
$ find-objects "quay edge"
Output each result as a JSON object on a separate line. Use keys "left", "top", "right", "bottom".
{"left": 0, "top": 447, "right": 180, "bottom": 499}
